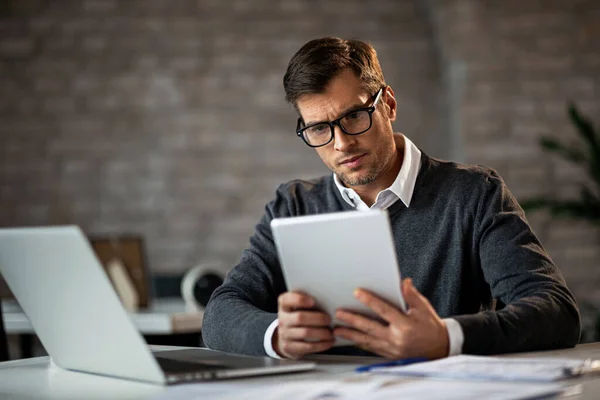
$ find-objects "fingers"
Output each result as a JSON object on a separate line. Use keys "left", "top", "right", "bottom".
{"left": 353, "top": 288, "right": 408, "bottom": 325}
{"left": 331, "top": 280, "right": 445, "bottom": 360}
{"left": 280, "top": 327, "right": 334, "bottom": 342}
{"left": 278, "top": 291, "right": 331, "bottom": 327}
{"left": 278, "top": 291, "right": 315, "bottom": 312}
{"left": 276, "top": 291, "right": 335, "bottom": 359}
{"left": 334, "top": 327, "right": 395, "bottom": 359}
{"left": 401, "top": 278, "right": 432, "bottom": 316}
{"left": 278, "top": 339, "right": 335, "bottom": 359}
{"left": 334, "top": 309, "right": 394, "bottom": 357}
{"left": 335, "top": 310, "right": 388, "bottom": 338}
{"left": 279, "top": 310, "right": 332, "bottom": 327}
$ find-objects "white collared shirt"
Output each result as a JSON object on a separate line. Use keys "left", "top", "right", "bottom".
{"left": 264, "top": 134, "right": 464, "bottom": 358}
{"left": 333, "top": 132, "right": 421, "bottom": 210}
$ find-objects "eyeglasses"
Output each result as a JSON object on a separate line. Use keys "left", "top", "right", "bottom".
{"left": 296, "top": 88, "right": 384, "bottom": 148}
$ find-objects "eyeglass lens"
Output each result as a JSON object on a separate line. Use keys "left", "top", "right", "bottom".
{"left": 302, "top": 110, "right": 371, "bottom": 146}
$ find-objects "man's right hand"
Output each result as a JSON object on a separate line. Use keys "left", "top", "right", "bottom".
{"left": 273, "top": 291, "right": 335, "bottom": 359}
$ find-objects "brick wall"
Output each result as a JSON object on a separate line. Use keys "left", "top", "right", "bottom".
{"left": 433, "top": 0, "right": 600, "bottom": 308}
{"left": 1, "top": 1, "right": 599, "bottom": 314}
{"left": 0, "top": 0, "right": 442, "bottom": 275}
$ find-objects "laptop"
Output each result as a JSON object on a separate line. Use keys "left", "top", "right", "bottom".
{"left": 0, "top": 226, "right": 315, "bottom": 385}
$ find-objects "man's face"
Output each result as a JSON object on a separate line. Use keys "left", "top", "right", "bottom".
{"left": 296, "top": 69, "right": 397, "bottom": 188}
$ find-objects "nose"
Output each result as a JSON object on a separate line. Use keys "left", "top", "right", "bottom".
{"left": 332, "top": 125, "right": 356, "bottom": 152}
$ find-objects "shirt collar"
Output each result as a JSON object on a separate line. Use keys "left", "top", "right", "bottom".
{"left": 333, "top": 133, "right": 422, "bottom": 208}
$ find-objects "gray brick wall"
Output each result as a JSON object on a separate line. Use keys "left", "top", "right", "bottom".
{"left": 0, "top": 0, "right": 442, "bottom": 274}
{"left": 433, "top": 0, "right": 600, "bottom": 309}
{"left": 1, "top": 0, "right": 599, "bottom": 312}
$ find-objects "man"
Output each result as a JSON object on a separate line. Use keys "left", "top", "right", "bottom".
{"left": 202, "top": 37, "right": 580, "bottom": 360}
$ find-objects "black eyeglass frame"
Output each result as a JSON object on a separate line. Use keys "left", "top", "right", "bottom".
{"left": 295, "top": 87, "right": 385, "bottom": 148}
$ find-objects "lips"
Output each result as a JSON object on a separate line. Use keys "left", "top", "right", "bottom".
{"left": 339, "top": 153, "right": 366, "bottom": 166}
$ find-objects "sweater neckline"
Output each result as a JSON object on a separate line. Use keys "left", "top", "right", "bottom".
{"left": 327, "top": 152, "right": 432, "bottom": 216}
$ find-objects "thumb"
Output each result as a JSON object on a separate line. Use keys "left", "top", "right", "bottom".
{"left": 402, "top": 278, "right": 426, "bottom": 310}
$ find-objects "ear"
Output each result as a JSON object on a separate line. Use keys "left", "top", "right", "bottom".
{"left": 383, "top": 86, "right": 397, "bottom": 123}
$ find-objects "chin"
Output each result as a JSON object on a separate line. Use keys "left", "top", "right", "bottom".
{"left": 339, "top": 172, "right": 375, "bottom": 187}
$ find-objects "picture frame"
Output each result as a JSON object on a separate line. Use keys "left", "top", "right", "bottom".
{"left": 88, "top": 235, "right": 153, "bottom": 309}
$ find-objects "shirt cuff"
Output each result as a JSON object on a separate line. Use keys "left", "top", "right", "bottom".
{"left": 263, "top": 318, "right": 284, "bottom": 359}
{"left": 443, "top": 318, "right": 464, "bottom": 356}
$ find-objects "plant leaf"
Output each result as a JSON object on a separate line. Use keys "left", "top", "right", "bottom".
{"left": 580, "top": 186, "right": 600, "bottom": 218}
{"left": 539, "top": 137, "right": 586, "bottom": 165}
{"left": 521, "top": 103, "right": 600, "bottom": 226}
{"left": 568, "top": 104, "right": 600, "bottom": 187}
{"left": 520, "top": 198, "right": 552, "bottom": 212}
{"left": 549, "top": 199, "right": 600, "bottom": 222}
{"left": 569, "top": 104, "right": 597, "bottom": 151}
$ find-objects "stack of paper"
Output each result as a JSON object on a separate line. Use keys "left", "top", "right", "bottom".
{"left": 370, "top": 355, "right": 588, "bottom": 382}
{"left": 369, "top": 380, "right": 564, "bottom": 400}
{"left": 150, "top": 376, "right": 392, "bottom": 400}
{"left": 151, "top": 375, "right": 565, "bottom": 400}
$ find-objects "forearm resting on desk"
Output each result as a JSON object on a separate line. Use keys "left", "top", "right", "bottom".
{"left": 453, "top": 292, "right": 581, "bottom": 355}
{"left": 202, "top": 293, "right": 277, "bottom": 356}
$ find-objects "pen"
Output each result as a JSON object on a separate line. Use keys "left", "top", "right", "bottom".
{"left": 355, "top": 357, "right": 428, "bottom": 373}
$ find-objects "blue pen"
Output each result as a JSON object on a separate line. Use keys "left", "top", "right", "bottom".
{"left": 355, "top": 357, "right": 428, "bottom": 373}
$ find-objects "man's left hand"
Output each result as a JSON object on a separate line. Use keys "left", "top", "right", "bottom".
{"left": 334, "top": 278, "right": 449, "bottom": 360}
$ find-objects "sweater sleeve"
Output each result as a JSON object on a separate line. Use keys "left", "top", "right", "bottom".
{"left": 201, "top": 186, "right": 291, "bottom": 356}
{"left": 453, "top": 170, "right": 581, "bottom": 355}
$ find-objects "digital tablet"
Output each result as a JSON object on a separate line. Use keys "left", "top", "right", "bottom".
{"left": 271, "top": 210, "right": 407, "bottom": 346}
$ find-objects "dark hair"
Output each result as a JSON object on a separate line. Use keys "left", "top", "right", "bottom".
{"left": 283, "top": 37, "right": 386, "bottom": 107}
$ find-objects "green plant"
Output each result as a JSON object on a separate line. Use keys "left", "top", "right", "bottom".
{"left": 521, "top": 104, "right": 599, "bottom": 343}
{"left": 520, "top": 104, "right": 600, "bottom": 222}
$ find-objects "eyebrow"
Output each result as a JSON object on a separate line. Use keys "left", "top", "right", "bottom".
{"left": 304, "top": 100, "right": 370, "bottom": 127}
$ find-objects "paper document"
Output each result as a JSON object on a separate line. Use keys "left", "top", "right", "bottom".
{"left": 151, "top": 378, "right": 564, "bottom": 400}
{"left": 213, "top": 378, "right": 391, "bottom": 400}
{"left": 371, "top": 380, "right": 564, "bottom": 400}
{"left": 371, "top": 355, "right": 588, "bottom": 382}
{"left": 150, "top": 376, "right": 393, "bottom": 400}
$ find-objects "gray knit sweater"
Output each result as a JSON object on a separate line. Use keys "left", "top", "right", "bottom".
{"left": 202, "top": 153, "right": 581, "bottom": 356}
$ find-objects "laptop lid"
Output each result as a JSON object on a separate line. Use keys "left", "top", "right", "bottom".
{"left": 0, "top": 226, "right": 166, "bottom": 384}
{"left": 0, "top": 226, "right": 316, "bottom": 385}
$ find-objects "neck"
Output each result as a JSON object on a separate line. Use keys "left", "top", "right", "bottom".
{"left": 350, "top": 133, "right": 405, "bottom": 207}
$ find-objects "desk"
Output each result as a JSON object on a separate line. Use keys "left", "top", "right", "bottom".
{"left": 2, "top": 298, "right": 203, "bottom": 358}
{"left": 1, "top": 343, "right": 600, "bottom": 400}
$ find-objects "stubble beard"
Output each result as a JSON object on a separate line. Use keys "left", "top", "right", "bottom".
{"left": 336, "top": 161, "right": 382, "bottom": 187}
{"left": 335, "top": 140, "right": 395, "bottom": 187}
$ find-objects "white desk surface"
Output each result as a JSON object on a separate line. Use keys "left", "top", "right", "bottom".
{"left": 2, "top": 297, "right": 203, "bottom": 335}
{"left": 0, "top": 343, "right": 599, "bottom": 400}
